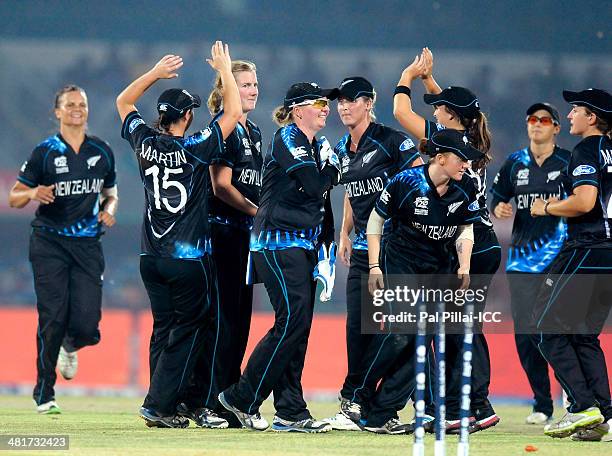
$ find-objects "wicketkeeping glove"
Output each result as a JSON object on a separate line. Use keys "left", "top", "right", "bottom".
{"left": 319, "top": 137, "right": 342, "bottom": 183}
{"left": 313, "top": 242, "right": 337, "bottom": 302}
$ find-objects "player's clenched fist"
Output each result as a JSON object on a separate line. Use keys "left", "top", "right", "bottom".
{"left": 98, "top": 211, "right": 116, "bottom": 227}
{"left": 493, "top": 201, "right": 513, "bottom": 218}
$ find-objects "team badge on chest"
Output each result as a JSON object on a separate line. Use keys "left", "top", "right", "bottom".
{"left": 547, "top": 170, "right": 561, "bottom": 182}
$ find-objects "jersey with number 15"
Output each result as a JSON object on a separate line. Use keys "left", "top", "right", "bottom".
{"left": 121, "top": 111, "right": 223, "bottom": 259}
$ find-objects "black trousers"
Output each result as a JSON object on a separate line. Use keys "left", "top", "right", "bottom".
{"left": 534, "top": 245, "right": 612, "bottom": 420}
{"left": 141, "top": 255, "right": 216, "bottom": 416}
{"left": 508, "top": 272, "right": 554, "bottom": 416}
{"left": 340, "top": 250, "right": 435, "bottom": 420}
{"left": 223, "top": 248, "right": 317, "bottom": 421}
{"left": 30, "top": 230, "right": 104, "bottom": 405}
{"left": 349, "top": 246, "right": 447, "bottom": 427}
{"left": 446, "top": 232, "right": 501, "bottom": 419}
{"left": 208, "top": 222, "right": 253, "bottom": 413}
{"left": 340, "top": 250, "right": 376, "bottom": 409}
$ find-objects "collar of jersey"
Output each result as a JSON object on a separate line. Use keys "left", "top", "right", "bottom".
{"left": 344, "top": 122, "right": 377, "bottom": 154}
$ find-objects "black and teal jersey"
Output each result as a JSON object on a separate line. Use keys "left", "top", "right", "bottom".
{"left": 250, "top": 123, "right": 334, "bottom": 251}
{"left": 208, "top": 112, "right": 263, "bottom": 229}
{"left": 18, "top": 133, "right": 116, "bottom": 237}
{"left": 424, "top": 120, "right": 494, "bottom": 233}
{"left": 336, "top": 122, "right": 420, "bottom": 250}
{"left": 491, "top": 146, "right": 570, "bottom": 272}
{"left": 121, "top": 110, "right": 223, "bottom": 259}
{"left": 374, "top": 164, "right": 479, "bottom": 268}
{"left": 565, "top": 135, "right": 612, "bottom": 248}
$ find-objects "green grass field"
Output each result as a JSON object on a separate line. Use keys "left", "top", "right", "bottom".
{"left": 0, "top": 395, "right": 608, "bottom": 455}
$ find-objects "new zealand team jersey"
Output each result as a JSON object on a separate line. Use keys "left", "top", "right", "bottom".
{"left": 18, "top": 134, "right": 116, "bottom": 237}
{"left": 121, "top": 111, "right": 223, "bottom": 259}
{"left": 336, "top": 122, "right": 420, "bottom": 250}
{"left": 490, "top": 146, "right": 570, "bottom": 272}
{"left": 250, "top": 124, "right": 331, "bottom": 251}
{"left": 564, "top": 135, "right": 612, "bottom": 248}
{"left": 208, "top": 112, "right": 263, "bottom": 229}
{"left": 375, "top": 164, "right": 479, "bottom": 268}
{"left": 425, "top": 120, "right": 495, "bottom": 235}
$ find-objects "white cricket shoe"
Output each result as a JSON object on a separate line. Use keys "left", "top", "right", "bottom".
{"left": 37, "top": 400, "right": 61, "bottom": 414}
{"left": 57, "top": 346, "right": 78, "bottom": 380}
{"left": 322, "top": 412, "right": 362, "bottom": 431}
{"left": 526, "top": 411, "right": 552, "bottom": 425}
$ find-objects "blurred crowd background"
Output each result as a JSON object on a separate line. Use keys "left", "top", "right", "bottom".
{"left": 0, "top": 0, "right": 610, "bottom": 313}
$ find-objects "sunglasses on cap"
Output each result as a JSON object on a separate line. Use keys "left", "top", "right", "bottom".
{"left": 526, "top": 115, "right": 558, "bottom": 126}
{"left": 294, "top": 98, "right": 329, "bottom": 109}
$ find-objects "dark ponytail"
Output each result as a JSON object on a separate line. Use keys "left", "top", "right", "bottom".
{"left": 153, "top": 111, "right": 185, "bottom": 134}
{"left": 418, "top": 138, "right": 436, "bottom": 158}
{"left": 272, "top": 105, "right": 293, "bottom": 127}
{"left": 448, "top": 108, "right": 492, "bottom": 172}
{"left": 586, "top": 108, "right": 612, "bottom": 140}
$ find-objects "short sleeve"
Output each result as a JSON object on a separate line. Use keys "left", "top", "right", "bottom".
{"left": 490, "top": 158, "right": 515, "bottom": 204}
{"left": 569, "top": 141, "right": 599, "bottom": 189}
{"left": 103, "top": 147, "right": 117, "bottom": 188}
{"left": 184, "top": 120, "right": 224, "bottom": 164}
{"left": 375, "top": 178, "right": 398, "bottom": 219}
{"left": 273, "top": 125, "right": 316, "bottom": 175}
{"left": 121, "top": 111, "right": 156, "bottom": 151}
{"left": 17, "top": 146, "right": 45, "bottom": 188}
{"left": 211, "top": 118, "right": 239, "bottom": 167}
{"left": 462, "top": 184, "right": 481, "bottom": 224}
{"left": 390, "top": 131, "right": 420, "bottom": 171}
{"left": 424, "top": 119, "right": 444, "bottom": 140}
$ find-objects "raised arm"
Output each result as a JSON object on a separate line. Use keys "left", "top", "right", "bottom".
{"left": 393, "top": 54, "right": 428, "bottom": 140}
{"left": 206, "top": 41, "right": 241, "bottom": 139}
{"left": 116, "top": 54, "right": 184, "bottom": 123}
{"left": 420, "top": 47, "right": 442, "bottom": 95}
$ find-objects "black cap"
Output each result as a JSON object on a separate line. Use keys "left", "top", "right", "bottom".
{"left": 563, "top": 88, "right": 612, "bottom": 122}
{"left": 283, "top": 82, "right": 339, "bottom": 109}
{"left": 526, "top": 102, "right": 560, "bottom": 124}
{"left": 429, "top": 129, "right": 484, "bottom": 161}
{"left": 423, "top": 86, "right": 480, "bottom": 120}
{"left": 336, "top": 76, "right": 375, "bottom": 101}
{"left": 157, "top": 88, "right": 201, "bottom": 120}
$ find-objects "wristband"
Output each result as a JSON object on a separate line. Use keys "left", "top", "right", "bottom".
{"left": 544, "top": 201, "right": 550, "bottom": 215}
{"left": 394, "top": 85, "right": 412, "bottom": 98}
{"left": 369, "top": 264, "right": 380, "bottom": 270}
